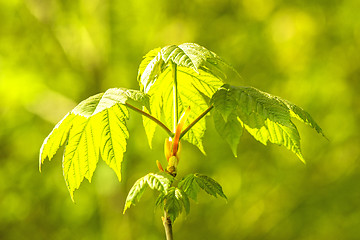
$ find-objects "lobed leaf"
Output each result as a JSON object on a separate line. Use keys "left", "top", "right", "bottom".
{"left": 281, "top": 99, "right": 326, "bottom": 138}
{"left": 138, "top": 43, "right": 234, "bottom": 94}
{"left": 39, "top": 112, "right": 77, "bottom": 171}
{"left": 179, "top": 173, "right": 227, "bottom": 201}
{"left": 139, "top": 43, "right": 234, "bottom": 152}
{"left": 123, "top": 173, "right": 174, "bottom": 214}
{"left": 194, "top": 174, "right": 227, "bottom": 200}
{"left": 123, "top": 176, "right": 148, "bottom": 214}
{"left": 40, "top": 88, "right": 148, "bottom": 199}
{"left": 138, "top": 47, "right": 165, "bottom": 93}
{"left": 211, "top": 85, "right": 325, "bottom": 162}
{"left": 62, "top": 116, "right": 100, "bottom": 200}
{"left": 162, "top": 187, "right": 190, "bottom": 222}
{"left": 143, "top": 66, "right": 223, "bottom": 152}
{"left": 93, "top": 104, "right": 129, "bottom": 181}
{"left": 212, "top": 111, "right": 243, "bottom": 157}
{"left": 178, "top": 174, "right": 200, "bottom": 201}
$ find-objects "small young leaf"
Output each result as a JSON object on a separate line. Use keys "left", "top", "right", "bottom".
{"left": 164, "top": 188, "right": 182, "bottom": 222}
{"left": 178, "top": 189, "right": 190, "bottom": 215}
{"left": 178, "top": 174, "right": 200, "bottom": 201}
{"left": 155, "top": 192, "right": 166, "bottom": 209}
{"left": 123, "top": 176, "right": 148, "bottom": 214}
{"left": 145, "top": 172, "right": 174, "bottom": 193}
{"left": 179, "top": 174, "right": 227, "bottom": 201}
{"left": 193, "top": 174, "right": 227, "bottom": 200}
{"left": 123, "top": 173, "right": 174, "bottom": 214}
{"left": 163, "top": 187, "right": 190, "bottom": 222}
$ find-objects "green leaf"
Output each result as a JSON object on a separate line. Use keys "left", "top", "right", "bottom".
{"left": 211, "top": 85, "right": 325, "bottom": 162}
{"left": 163, "top": 187, "right": 190, "bottom": 222}
{"left": 145, "top": 172, "right": 174, "bottom": 192}
{"left": 213, "top": 111, "right": 243, "bottom": 157}
{"left": 178, "top": 174, "right": 200, "bottom": 201}
{"left": 123, "top": 176, "right": 148, "bottom": 214}
{"left": 179, "top": 189, "right": 190, "bottom": 215}
{"left": 138, "top": 47, "right": 165, "bottom": 93}
{"left": 62, "top": 116, "right": 100, "bottom": 200}
{"left": 138, "top": 47, "right": 162, "bottom": 81}
{"left": 179, "top": 173, "right": 227, "bottom": 201}
{"left": 92, "top": 104, "right": 129, "bottom": 181}
{"left": 93, "top": 88, "right": 149, "bottom": 114}
{"left": 193, "top": 174, "right": 227, "bottom": 200}
{"left": 155, "top": 192, "right": 166, "bottom": 209}
{"left": 40, "top": 88, "right": 148, "bottom": 199}
{"left": 143, "top": 66, "right": 223, "bottom": 152}
{"left": 138, "top": 43, "right": 232, "bottom": 152}
{"left": 123, "top": 173, "right": 174, "bottom": 214}
{"left": 281, "top": 99, "right": 326, "bottom": 138}
{"left": 138, "top": 43, "right": 234, "bottom": 93}
{"left": 39, "top": 112, "right": 77, "bottom": 171}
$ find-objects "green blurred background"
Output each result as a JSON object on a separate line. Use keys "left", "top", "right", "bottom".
{"left": 1, "top": 0, "right": 359, "bottom": 239}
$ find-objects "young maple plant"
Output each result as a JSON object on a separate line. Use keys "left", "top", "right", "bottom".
{"left": 40, "top": 43, "right": 325, "bottom": 239}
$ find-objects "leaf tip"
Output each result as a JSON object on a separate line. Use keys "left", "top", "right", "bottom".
{"left": 123, "top": 205, "right": 129, "bottom": 214}
{"left": 148, "top": 140, "right": 153, "bottom": 149}
{"left": 39, "top": 156, "right": 43, "bottom": 172}
{"left": 297, "top": 153, "right": 306, "bottom": 165}
{"left": 322, "top": 133, "right": 330, "bottom": 142}
{"left": 69, "top": 191, "right": 75, "bottom": 203}
{"left": 39, "top": 144, "right": 46, "bottom": 172}
{"left": 231, "top": 148, "right": 238, "bottom": 158}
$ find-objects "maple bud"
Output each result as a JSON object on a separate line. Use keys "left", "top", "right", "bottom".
{"left": 166, "top": 156, "right": 178, "bottom": 176}
{"left": 172, "top": 106, "right": 191, "bottom": 158}
{"left": 164, "top": 138, "right": 172, "bottom": 161}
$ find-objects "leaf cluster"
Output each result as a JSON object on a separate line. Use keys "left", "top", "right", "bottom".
{"left": 124, "top": 172, "right": 227, "bottom": 222}
{"left": 40, "top": 43, "right": 325, "bottom": 200}
{"left": 123, "top": 173, "right": 174, "bottom": 214}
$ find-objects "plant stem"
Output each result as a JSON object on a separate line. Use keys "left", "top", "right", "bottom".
{"left": 172, "top": 62, "right": 178, "bottom": 132}
{"left": 179, "top": 105, "right": 214, "bottom": 140}
{"left": 161, "top": 62, "right": 178, "bottom": 240}
{"left": 163, "top": 210, "right": 173, "bottom": 240}
{"left": 125, "top": 103, "right": 174, "bottom": 137}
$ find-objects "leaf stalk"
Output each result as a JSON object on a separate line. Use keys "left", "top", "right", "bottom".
{"left": 179, "top": 105, "right": 214, "bottom": 140}
{"left": 125, "top": 103, "right": 173, "bottom": 137}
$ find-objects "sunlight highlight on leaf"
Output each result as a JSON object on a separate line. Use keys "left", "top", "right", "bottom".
{"left": 138, "top": 43, "right": 236, "bottom": 153}
{"left": 123, "top": 173, "right": 174, "bottom": 214}
{"left": 40, "top": 88, "right": 148, "bottom": 199}
{"left": 211, "top": 85, "right": 325, "bottom": 162}
{"left": 143, "top": 66, "right": 223, "bottom": 153}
